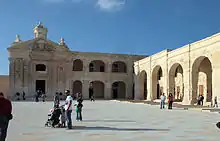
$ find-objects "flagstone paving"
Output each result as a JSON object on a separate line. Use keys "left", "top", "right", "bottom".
{"left": 7, "top": 101, "right": 220, "bottom": 141}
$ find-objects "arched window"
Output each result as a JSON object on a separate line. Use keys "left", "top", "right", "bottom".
{"left": 112, "top": 61, "right": 127, "bottom": 73}
{"left": 72, "top": 59, "right": 83, "bottom": 71}
{"left": 36, "top": 64, "right": 46, "bottom": 71}
{"left": 89, "top": 60, "right": 105, "bottom": 72}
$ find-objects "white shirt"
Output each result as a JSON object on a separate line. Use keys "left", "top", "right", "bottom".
{"left": 160, "top": 95, "right": 166, "bottom": 101}
{"left": 64, "top": 95, "right": 73, "bottom": 111}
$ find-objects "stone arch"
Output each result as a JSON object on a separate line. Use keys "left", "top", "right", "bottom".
{"left": 112, "top": 81, "right": 126, "bottom": 99}
{"left": 89, "top": 60, "right": 105, "bottom": 72}
{"left": 112, "top": 61, "right": 127, "bottom": 73}
{"left": 72, "top": 80, "right": 82, "bottom": 95}
{"left": 191, "top": 56, "right": 212, "bottom": 104}
{"left": 169, "top": 63, "right": 184, "bottom": 101}
{"left": 152, "top": 65, "right": 163, "bottom": 100}
{"left": 89, "top": 81, "right": 105, "bottom": 99}
{"left": 36, "top": 64, "right": 46, "bottom": 71}
{"left": 139, "top": 70, "right": 147, "bottom": 100}
{"left": 72, "top": 59, "right": 83, "bottom": 71}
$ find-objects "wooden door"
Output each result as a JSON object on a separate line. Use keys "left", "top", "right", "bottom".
{"left": 199, "top": 85, "right": 204, "bottom": 96}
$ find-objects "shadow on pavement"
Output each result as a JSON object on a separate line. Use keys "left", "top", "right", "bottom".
{"left": 82, "top": 119, "right": 136, "bottom": 123}
{"left": 71, "top": 126, "right": 170, "bottom": 132}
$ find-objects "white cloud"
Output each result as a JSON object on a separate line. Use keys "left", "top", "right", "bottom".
{"left": 43, "top": 0, "right": 126, "bottom": 12}
{"left": 96, "top": 0, "right": 125, "bottom": 11}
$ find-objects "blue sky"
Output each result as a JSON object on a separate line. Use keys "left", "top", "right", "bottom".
{"left": 0, "top": 0, "right": 220, "bottom": 75}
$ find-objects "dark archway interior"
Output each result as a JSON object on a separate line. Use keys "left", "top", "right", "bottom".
{"left": 112, "top": 81, "right": 126, "bottom": 99}
{"left": 90, "top": 81, "right": 105, "bottom": 98}
{"left": 72, "top": 59, "right": 83, "bottom": 71}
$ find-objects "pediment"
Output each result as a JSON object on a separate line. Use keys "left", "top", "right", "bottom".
{"left": 30, "top": 39, "right": 56, "bottom": 52}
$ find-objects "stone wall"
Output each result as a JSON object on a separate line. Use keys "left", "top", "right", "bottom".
{"left": 0, "top": 75, "right": 9, "bottom": 98}
{"left": 135, "top": 33, "right": 220, "bottom": 105}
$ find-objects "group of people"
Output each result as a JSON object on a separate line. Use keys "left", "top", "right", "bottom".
{"left": 53, "top": 90, "right": 83, "bottom": 129}
{"left": 35, "top": 89, "right": 46, "bottom": 102}
{"left": 160, "top": 93, "right": 174, "bottom": 109}
{"left": 14, "top": 91, "right": 26, "bottom": 101}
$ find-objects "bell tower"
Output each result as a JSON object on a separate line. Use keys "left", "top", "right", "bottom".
{"left": 33, "top": 21, "right": 48, "bottom": 40}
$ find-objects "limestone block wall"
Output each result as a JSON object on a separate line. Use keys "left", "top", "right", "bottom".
{"left": 135, "top": 33, "right": 220, "bottom": 105}
{"left": 0, "top": 75, "right": 9, "bottom": 98}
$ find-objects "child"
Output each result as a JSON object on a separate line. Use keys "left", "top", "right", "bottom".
{"left": 76, "top": 98, "right": 83, "bottom": 121}
{"left": 60, "top": 106, "right": 66, "bottom": 127}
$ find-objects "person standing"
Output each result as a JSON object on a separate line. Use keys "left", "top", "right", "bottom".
{"left": 64, "top": 90, "right": 73, "bottom": 129}
{"left": 213, "top": 96, "right": 218, "bottom": 108}
{"left": 22, "top": 91, "right": 26, "bottom": 100}
{"left": 168, "top": 93, "right": 174, "bottom": 109}
{"left": 54, "top": 92, "right": 60, "bottom": 108}
{"left": 160, "top": 93, "right": 166, "bottom": 109}
{"left": 200, "top": 94, "right": 204, "bottom": 106}
{"left": 75, "top": 95, "right": 83, "bottom": 122}
{"left": 0, "top": 92, "right": 13, "bottom": 141}
{"left": 42, "top": 93, "right": 46, "bottom": 102}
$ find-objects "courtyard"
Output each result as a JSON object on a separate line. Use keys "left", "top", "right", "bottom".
{"left": 7, "top": 100, "right": 220, "bottom": 141}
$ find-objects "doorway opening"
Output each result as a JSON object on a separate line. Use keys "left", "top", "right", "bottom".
{"left": 36, "top": 80, "right": 46, "bottom": 93}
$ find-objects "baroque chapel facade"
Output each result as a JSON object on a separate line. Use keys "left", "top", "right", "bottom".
{"left": 7, "top": 22, "right": 146, "bottom": 99}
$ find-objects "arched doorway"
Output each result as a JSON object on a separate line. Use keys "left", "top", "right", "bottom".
{"left": 169, "top": 63, "right": 184, "bottom": 101}
{"left": 152, "top": 66, "right": 163, "bottom": 100}
{"left": 139, "top": 70, "right": 147, "bottom": 100}
{"left": 89, "top": 81, "right": 105, "bottom": 99}
{"left": 72, "top": 80, "right": 82, "bottom": 95}
{"left": 192, "top": 56, "right": 212, "bottom": 104}
{"left": 112, "top": 81, "right": 126, "bottom": 99}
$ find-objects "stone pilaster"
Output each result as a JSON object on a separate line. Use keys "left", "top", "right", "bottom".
{"left": 82, "top": 80, "right": 90, "bottom": 99}
{"left": 212, "top": 52, "right": 220, "bottom": 103}
{"left": 104, "top": 82, "right": 111, "bottom": 99}
{"left": 146, "top": 74, "right": 151, "bottom": 101}
{"left": 182, "top": 69, "right": 191, "bottom": 105}
{"left": 134, "top": 74, "right": 140, "bottom": 100}
{"left": 9, "top": 58, "right": 15, "bottom": 97}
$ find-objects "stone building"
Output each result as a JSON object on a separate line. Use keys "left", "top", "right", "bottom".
{"left": 7, "top": 22, "right": 146, "bottom": 99}
{"left": 134, "top": 32, "right": 220, "bottom": 105}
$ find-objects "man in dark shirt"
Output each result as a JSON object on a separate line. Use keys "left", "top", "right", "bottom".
{"left": 0, "top": 92, "right": 12, "bottom": 141}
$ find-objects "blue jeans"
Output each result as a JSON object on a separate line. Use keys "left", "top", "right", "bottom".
{"left": 160, "top": 101, "right": 165, "bottom": 109}
{"left": 65, "top": 110, "right": 72, "bottom": 129}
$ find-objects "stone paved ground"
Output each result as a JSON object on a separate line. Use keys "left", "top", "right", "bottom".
{"left": 7, "top": 101, "right": 220, "bottom": 141}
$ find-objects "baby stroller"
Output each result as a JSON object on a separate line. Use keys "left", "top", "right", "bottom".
{"left": 45, "top": 106, "right": 62, "bottom": 128}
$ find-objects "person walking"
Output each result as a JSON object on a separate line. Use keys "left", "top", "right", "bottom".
{"left": 168, "top": 93, "right": 174, "bottom": 109}
{"left": 213, "top": 96, "right": 218, "bottom": 108}
{"left": 160, "top": 93, "right": 166, "bottom": 109}
{"left": 0, "top": 92, "right": 13, "bottom": 141}
{"left": 64, "top": 90, "right": 73, "bottom": 129}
